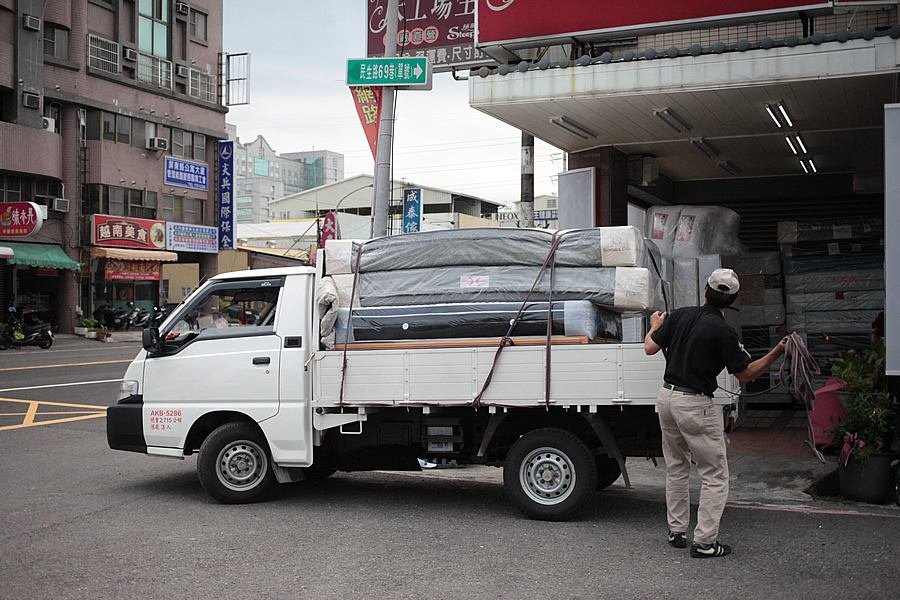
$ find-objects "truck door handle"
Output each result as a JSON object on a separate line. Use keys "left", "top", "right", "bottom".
{"left": 252, "top": 356, "right": 271, "bottom": 365}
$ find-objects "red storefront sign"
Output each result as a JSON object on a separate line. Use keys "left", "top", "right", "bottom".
{"left": 0, "top": 202, "right": 44, "bottom": 238}
{"left": 104, "top": 259, "right": 161, "bottom": 281}
{"left": 350, "top": 86, "right": 383, "bottom": 160}
{"left": 92, "top": 215, "right": 167, "bottom": 250}
{"left": 476, "top": 0, "right": 831, "bottom": 47}
{"left": 367, "top": 0, "right": 490, "bottom": 70}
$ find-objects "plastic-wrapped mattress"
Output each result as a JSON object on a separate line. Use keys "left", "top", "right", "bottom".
{"left": 356, "top": 265, "right": 665, "bottom": 312}
{"left": 323, "top": 227, "right": 661, "bottom": 274}
{"left": 332, "top": 301, "right": 620, "bottom": 343}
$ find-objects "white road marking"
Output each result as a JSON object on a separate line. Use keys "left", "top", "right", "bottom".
{"left": 0, "top": 379, "right": 123, "bottom": 393}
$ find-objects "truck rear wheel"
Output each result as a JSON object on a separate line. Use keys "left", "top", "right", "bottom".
{"left": 197, "top": 422, "right": 274, "bottom": 504}
{"left": 504, "top": 428, "right": 597, "bottom": 521}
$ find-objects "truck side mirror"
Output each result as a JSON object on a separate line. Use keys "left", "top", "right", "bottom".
{"left": 142, "top": 327, "right": 161, "bottom": 354}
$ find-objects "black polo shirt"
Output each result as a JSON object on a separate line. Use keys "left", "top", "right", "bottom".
{"left": 650, "top": 304, "right": 750, "bottom": 397}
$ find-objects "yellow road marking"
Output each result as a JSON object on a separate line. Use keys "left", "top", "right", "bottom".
{"left": 0, "top": 397, "right": 107, "bottom": 410}
{"left": 0, "top": 397, "right": 108, "bottom": 432}
{"left": 23, "top": 401, "right": 38, "bottom": 426}
{"left": 0, "top": 411, "right": 106, "bottom": 416}
{"left": 0, "top": 359, "right": 131, "bottom": 372}
{"left": 0, "top": 412, "right": 106, "bottom": 431}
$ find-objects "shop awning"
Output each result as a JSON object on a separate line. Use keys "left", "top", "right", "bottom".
{"left": 0, "top": 246, "right": 13, "bottom": 259}
{"left": 1, "top": 242, "right": 80, "bottom": 270}
{"left": 90, "top": 247, "right": 178, "bottom": 262}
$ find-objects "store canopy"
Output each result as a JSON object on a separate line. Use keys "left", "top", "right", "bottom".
{"left": 1, "top": 242, "right": 80, "bottom": 270}
{"left": 0, "top": 246, "right": 13, "bottom": 259}
{"left": 90, "top": 247, "right": 178, "bottom": 262}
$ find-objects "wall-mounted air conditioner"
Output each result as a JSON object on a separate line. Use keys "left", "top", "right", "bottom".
{"left": 22, "top": 92, "right": 41, "bottom": 110}
{"left": 124, "top": 48, "right": 138, "bottom": 62}
{"left": 147, "top": 137, "right": 169, "bottom": 151}
{"left": 41, "top": 117, "right": 56, "bottom": 131}
{"left": 176, "top": 2, "right": 190, "bottom": 15}
{"left": 176, "top": 64, "right": 190, "bottom": 78}
{"left": 52, "top": 198, "right": 70, "bottom": 213}
{"left": 23, "top": 14, "right": 41, "bottom": 31}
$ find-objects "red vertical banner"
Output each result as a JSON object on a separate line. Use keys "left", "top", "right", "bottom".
{"left": 350, "top": 86, "right": 383, "bottom": 160}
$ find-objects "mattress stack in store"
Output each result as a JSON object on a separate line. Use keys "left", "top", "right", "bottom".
{"left": 316, "top": 227, "right": 667, "bottom": 348}
{"left": 644, "top": 205, "right": 743, "bottom": 310}
{"left": 723, "top": 252, "right": 789, "bottom": 402}
{"left": 779, "top": 217, "right": 885, "bottom": 384}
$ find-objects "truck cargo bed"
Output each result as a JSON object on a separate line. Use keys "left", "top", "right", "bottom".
{"left": 312, "top": 343, "right": 737, "bottom": 408}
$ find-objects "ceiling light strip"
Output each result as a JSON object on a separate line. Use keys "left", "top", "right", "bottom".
{"left": 777, "top": 102, "right": 794, "bottom": 127}
{"left": 795, "top": 135, "right": 807, "bottom": 154}
{"left": 654, "top": 108, "right": 692, "bottom": 133}
{"left": 785, "top": 136, "right": 797, "bottom": 154}
{"left": 765, "top": 104, "right": 782, "bottom": 128}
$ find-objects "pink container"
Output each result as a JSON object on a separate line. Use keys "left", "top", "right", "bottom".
{"left": 810, "top": 377, "right": 846, "bottom": 446}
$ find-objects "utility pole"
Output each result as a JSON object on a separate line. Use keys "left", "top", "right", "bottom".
{"left": 517, "top": 131, "right": 535, "bottom": 228}
{"left": 371, "top": 0, "right": 399, "bottom": 238}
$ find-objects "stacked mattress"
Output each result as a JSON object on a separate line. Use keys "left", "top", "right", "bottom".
{"left": 317, "top": 227, "right": 666, "bottom": 347}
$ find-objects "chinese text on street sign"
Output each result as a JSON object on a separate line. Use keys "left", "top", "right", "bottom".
{"left": 164, "top": 156, "right": 209, "bottom": 191}
{"left": 218, "top": 141, "right": 235, "bottom": 250}
{"left": 350, "top": 86, "right": 383, "bottom": 160}
{"left": 402, "top": 188, "right": 423, "bottom": 234}
{"left": 347, "top": 57, "right": 431, "bottom": 87}
{"left": 166, "top": 222, "right": 219, "bottom": 254}
{"left": 92, "top": 214, "right": 166, "bottom": 249}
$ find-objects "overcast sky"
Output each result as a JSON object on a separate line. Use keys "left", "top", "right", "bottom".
{"left": 222, "top": 0, "right": 561, "bottom": 207}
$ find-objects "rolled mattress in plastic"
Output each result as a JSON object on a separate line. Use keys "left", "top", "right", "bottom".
{"left": 785, "top": 290, "right": 885, "bottom": 314}
{"left": 356, "top": 265, "right": 665, "bottom": 313}
{"left": 786, "top": 310, "right": 882, "bottom": 334}
{"left": 323, "top": 227, "right": 659, "bottom": 273}
{"left": 784, "top": 269, "right": 884, "bottom": 293}
{"left": 334, "top": 301, "right": 621, "bottom": 342}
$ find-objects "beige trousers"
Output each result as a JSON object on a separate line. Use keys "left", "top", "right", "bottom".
{"left": 656, "top": 387, "right": 729, "bottom": 545}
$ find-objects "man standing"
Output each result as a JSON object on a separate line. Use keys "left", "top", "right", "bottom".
{"left": 644, "top": 268, "right": 786, "bottom": 558}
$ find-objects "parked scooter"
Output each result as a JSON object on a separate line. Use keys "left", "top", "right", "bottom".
{"left": 125, "top": 302, "right": 152, "bottom": 330}
{"left": 0, "top": 307, "right": 53, "bottom": 350}
{"left": 151, "top": 305, "right": 168, "bottom": 327}
{"left": 93, "top": 305, "right": 129, "bottom": 330}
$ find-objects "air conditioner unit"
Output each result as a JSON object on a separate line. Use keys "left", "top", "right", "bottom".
{"left": 51, "top": 197, "right": 70, "bottom": 213}
{"left": 41, "top": 117, "right": 56, "bottom": 131}
{"left": 22, "top": 92, "right": 41, "bottom": 110}
{"left": 176, "top": 2, "right": 190, "bottom": 15}
{"left": 147, "top": 137, "right": 169, "bottom": 151}
{"left": 176, "top": 64, "right": 190, "bottom": 79}
{"left": 123, "top": 47, "right": 138, "bottom": 62}
{"left": 22, "top": 14, "right": 41, "bottom": 31}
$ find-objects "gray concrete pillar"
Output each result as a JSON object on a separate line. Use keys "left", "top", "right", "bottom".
{"left": 56, "top": 104, "right": 81, "bottom": 333}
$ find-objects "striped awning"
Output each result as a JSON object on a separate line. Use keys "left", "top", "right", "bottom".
{"left": 0, "top": 246, "right": 13, "bottom": 259}
{"left": 90, "top": 247, "right": 178, "bottom": 262}
{"left": 1, "top": 242, "right": 80, "bottom": 270}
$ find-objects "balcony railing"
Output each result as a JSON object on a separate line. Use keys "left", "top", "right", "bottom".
{"left": 87, "top": 34, "right": 119, "bottom": 74}
{"left": 137, "top": 53, "right": 173, "bottom": 89}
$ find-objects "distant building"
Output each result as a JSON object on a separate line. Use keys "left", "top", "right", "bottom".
{"left": 499, "top": 195, "right": 559, "bottom": 229}
{"left": 227, "top": 126, "right": 344, "bottom": 224}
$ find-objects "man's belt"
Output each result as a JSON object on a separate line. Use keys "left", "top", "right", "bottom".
{"left": 662, "top": 382, "right": 706, "bottom": 396}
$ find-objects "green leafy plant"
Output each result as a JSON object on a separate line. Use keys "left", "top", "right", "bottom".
{"left": 831, "top": 340, "right": 895, "bottom": 463}
{"left": 81, "top": 318, "right": 99, "bottom": 330}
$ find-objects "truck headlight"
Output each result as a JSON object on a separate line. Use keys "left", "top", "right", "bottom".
{"left": 118, "top": 380, "right": 139, "bottom": 402}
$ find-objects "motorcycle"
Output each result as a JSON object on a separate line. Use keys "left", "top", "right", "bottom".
{"left": 93, "top": 305, "right": 129, "bottom": 330}
{"left": 0, "top": 307, "right": 53, "bottom": 350}
{"left": 150, "top": 305, "right": 168, "bottom": 327}
{"left": 125, "top": 302, "right": 152, "bottom": 329}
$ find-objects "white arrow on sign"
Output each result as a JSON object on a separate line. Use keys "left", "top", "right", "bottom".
{"left": 413, "top": 64, "right": 423, "bottom": 79}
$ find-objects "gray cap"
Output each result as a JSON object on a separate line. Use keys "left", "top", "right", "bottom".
{"left": 707, "top": 268, "right": 740, "bottom": 294}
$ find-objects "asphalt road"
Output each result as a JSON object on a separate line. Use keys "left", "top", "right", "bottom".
{"left": 1, "top": 338, "right": 898, "bottom": 600}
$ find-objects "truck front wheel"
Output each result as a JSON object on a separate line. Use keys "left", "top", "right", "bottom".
{"left": 197, "top": 422, "right": 275, "bottom": 504}
{"left": 504, "top": 428, "right": 597, "bottom": 521}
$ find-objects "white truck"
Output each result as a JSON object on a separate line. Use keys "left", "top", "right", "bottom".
{"left": 107, "top": 264, "right": 739, "bottom": 521}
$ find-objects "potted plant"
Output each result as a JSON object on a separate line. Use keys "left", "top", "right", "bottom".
{"left": 830, "top": 340, "right": 897, "bottom": 503}
{"left": 77, "top": 318, "right": 97, "bottom": 337}
{"left": 95, "top": 326, "right": 108, "bottom": 342}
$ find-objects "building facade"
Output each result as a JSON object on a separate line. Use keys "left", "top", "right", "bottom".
{"left": 0, "top": 0, "right": 227, "bottom": 331}
{"left": 229, "top": 127, "right": 344, "bottom": 224}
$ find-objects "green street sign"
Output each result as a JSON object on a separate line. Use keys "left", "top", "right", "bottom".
{"left": 347, "top": 57, "right": 431, "bottom": 89}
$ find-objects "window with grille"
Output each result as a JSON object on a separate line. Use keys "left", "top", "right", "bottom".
{"left": 189, "top": 69, "right": 216, "bottom": 103}
{"left": 137, "top": 53, "right": 172, "bottom": 88}
{"left": 88, "top": 34, "right": 119, "bottom": 74}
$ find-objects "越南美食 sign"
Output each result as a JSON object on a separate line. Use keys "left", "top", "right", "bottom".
{"left": 166, "top": 222, "right": 219, "bottom": 254}
{"left": 164, "top": 156, "right": 209, "bottom": 191}
{"left": 347, "top": 57, "right": 431, "bottom": 88}
{"left": 92, "top": 215, "right": 166, "bottom": 250}
{"left": 217, "top": 141, "right": 235, "bottom": 250}
{"left": 475, "top": 0, "right": 832, "bottom": 49}
{"left": 0, "top": 202, "right": 44, "bottom": 238}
